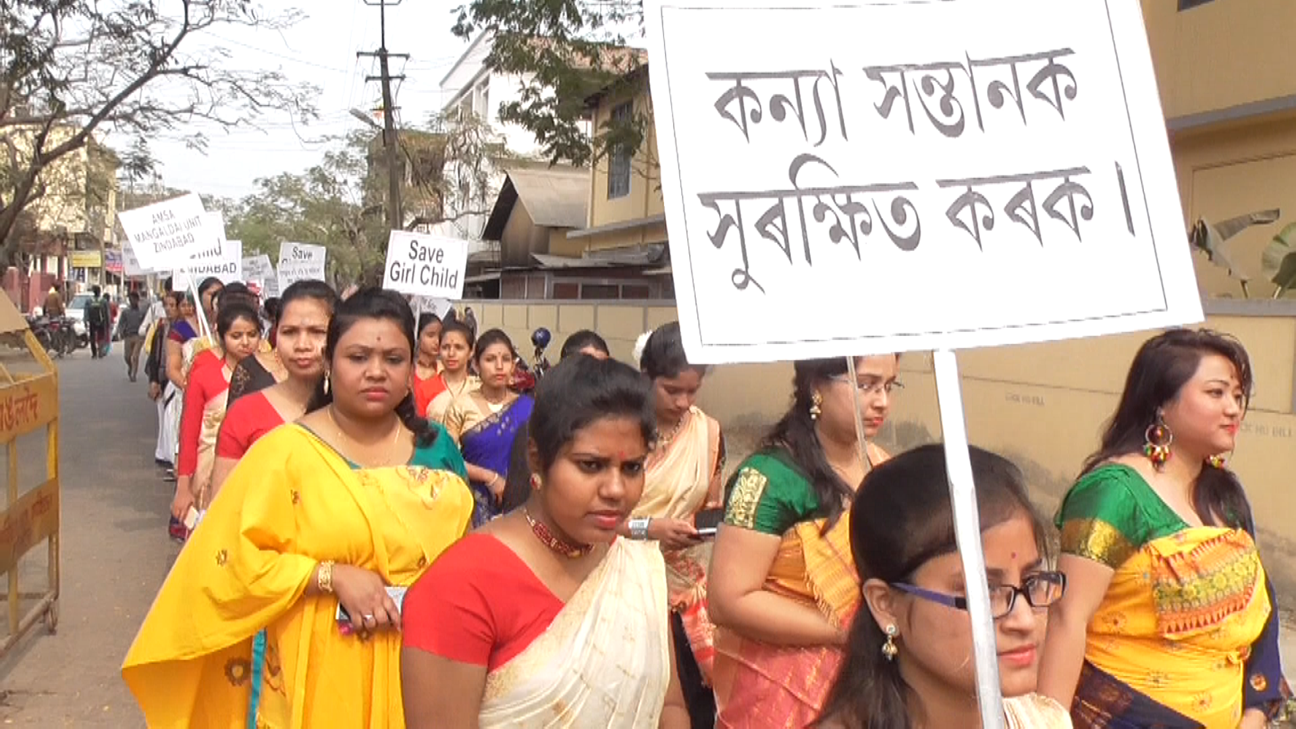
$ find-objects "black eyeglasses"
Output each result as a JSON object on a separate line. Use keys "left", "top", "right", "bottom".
{"left": 891, "top": 571, "right": 1067, "bottom": 619}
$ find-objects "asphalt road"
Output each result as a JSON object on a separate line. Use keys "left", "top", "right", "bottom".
{"left": 0, "top": 348, "right": 176, "bottom": 727}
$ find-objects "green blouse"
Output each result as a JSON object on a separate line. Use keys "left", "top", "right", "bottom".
{"left": 722, "top": 449, "right": 824, "bottom": 536}
{"left": 409, "top": 423, "right": 468, "bottom": 481}
{"left": 1055, "top": 464, "right": 1188, "bottom": 569}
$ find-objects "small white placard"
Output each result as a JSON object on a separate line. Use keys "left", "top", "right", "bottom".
{"left": 277, "top": 242, "right": 327, "bottom": 292}
{"left": 241, "top": 254, "right": 276, "bottom": 293}
{"left": 410, "top": 296, "right": 453, "bottom": 320}
{"left": 382, "top": 231, "right": 468, "bottom": 299}
{"left": 646, "top": 0, "right": 1203, "bottom": 363}
{"left": 122, "top": 242, "right": 150, "bottom": 277}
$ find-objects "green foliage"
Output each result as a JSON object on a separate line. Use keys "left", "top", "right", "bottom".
{"left": 0, "top": 0, "right": 318, "bottom": 262}
{"left": 221, "top": 115, "right": 505, "bottom": 287}
{"left": 452, "top": 0, "right": 645, "bottom": 166}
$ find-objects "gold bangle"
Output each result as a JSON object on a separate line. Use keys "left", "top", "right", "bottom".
{"left": 317, "top": 560, "right": 335, "bottom": 594}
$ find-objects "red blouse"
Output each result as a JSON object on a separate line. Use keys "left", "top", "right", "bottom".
{"left": 402, "top": 534, "right": 563, "bottom": 671}
{"left": 413, "top": 371, "right": 447, "bottom": 420}
{"left": 215, "top": 391, "right": 285, "bottom": 461}
{"left": 175, "top": 349, "right": 228, "bottom": 478}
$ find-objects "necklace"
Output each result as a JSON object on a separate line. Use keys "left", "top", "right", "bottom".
{"left": 444, "top": 373, "right": 471, "bottom": 400}
{"left": 328, "top": 406, "right": 403, "bottom": 466}
{"left": 523, "top": 507, "right": 593, "bottom": 559}
{"left": 657, "top": 411, "right": 689, "bottom": 449}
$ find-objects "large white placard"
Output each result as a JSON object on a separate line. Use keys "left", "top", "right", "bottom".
{"left": 382, "top": 231, "right": 468, "bottom": 299}
{"left": 277, "top": 242, "right": 327, "bottom": 291}
{"left": 117, "top": 193, "right": 214, "bottom": 271}
{"left": 646, "top": 0, "right": 1202, "bottom": 364}
{"left": 173, "top": 239, "right": 243, "bottom": 290}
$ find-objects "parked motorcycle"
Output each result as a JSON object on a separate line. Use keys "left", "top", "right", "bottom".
{"left": 25, "top": 313, "right": 79, "bottom": 358}
{"left": 50, "top": 317, "right": 78, "bottom": 357}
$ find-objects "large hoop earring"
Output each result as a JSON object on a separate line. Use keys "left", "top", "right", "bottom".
{"left": 809, "top": 392, "right": 823, "bottom": 421}
{"left": 1143, "top": 416, "right": 1172, "bottom": 470}
{"left": 882, "top": 624, "right": 899, "bottom": 661}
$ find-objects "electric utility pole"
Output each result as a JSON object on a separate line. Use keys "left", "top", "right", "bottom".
{"left": 358, "top": 0, "right": 408, "bottom": 232}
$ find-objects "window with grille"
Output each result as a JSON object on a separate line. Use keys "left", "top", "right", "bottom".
{"left": 607, "top": 101, "right": 633, "bottom": 200}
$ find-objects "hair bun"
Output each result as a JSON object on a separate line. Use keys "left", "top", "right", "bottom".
{"left": 632, "top": 330, "right": 653, "bottom": 369}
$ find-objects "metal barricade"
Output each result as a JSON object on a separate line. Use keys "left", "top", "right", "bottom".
{"left": 0, "top": 294, "right": 60, "bottom": 657}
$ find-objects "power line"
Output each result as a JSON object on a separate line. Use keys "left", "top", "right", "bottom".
{"left": 207, "top": 33, "right": 355, "bottom": 75}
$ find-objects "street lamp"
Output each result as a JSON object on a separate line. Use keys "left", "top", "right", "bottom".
{"left": 349, "top": 108, "right": 381, "bottom": 130}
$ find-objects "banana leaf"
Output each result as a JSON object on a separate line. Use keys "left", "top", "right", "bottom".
{"left": 1261, "top": 222, "right": 1296, "bottom": 299}
{"left": 1189, "top": 209, "right": 1280, "bottom": 297}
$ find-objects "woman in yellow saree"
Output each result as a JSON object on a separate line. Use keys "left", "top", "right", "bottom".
{"left": 1040, "top": 330, "right": 1290, "bottom": 729}
{"left": 628, "top": 322, "right": 726, "bottom": 726}
{"left": 709, "top": 355, "right": 900, "bottom": 728}
{"left": 401, "top": 355, "right": 690, "bottom": 728}
{"left": 124, "top": 288, "right": 474, "bottom": 728}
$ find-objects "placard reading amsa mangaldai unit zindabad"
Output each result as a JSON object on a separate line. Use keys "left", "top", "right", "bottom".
{"left": 646, "top": 0, "right": 1202, "bottom": 364}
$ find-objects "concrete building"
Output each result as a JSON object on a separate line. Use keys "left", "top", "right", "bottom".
{"left": 1146, "top": 0, "right": 1296, "bottom": 299}
{"left": 2, "top": 126, "right": 119, "bottom": 309}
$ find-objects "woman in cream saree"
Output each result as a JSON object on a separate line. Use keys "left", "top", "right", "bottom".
{"left": 478, "top": 537, "right": 671, "bottom": 726}
{"left": 401, "top": 354, "right": 690, "bottom": 728}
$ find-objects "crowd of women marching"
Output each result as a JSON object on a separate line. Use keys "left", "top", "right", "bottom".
{"left": 119, "top": 275, "right": 1289, "bottom": 728}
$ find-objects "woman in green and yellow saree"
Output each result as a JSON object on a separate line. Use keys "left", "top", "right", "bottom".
{"left": 1039, "top": 329, "right": 1289, "bottom": 729}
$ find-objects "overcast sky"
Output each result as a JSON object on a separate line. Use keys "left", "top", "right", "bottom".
{"left": 134, "top": 0, "right": 470, "bottom": 201}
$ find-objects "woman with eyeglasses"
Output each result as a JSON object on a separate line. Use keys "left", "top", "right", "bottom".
{"left": 708, "top": 355, "right": 900, "bottom": 728}
{"left": 1038, "top": 329, "right": 1289, "bottom": 728}
{"left": 816, "top": 444, "right": 1072, "bottom": 728}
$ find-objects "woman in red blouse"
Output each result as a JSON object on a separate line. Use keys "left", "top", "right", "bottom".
{"left": 210, "top": 280, "right": 338, "bottom": 499}
{"left": 412, "top": 312, "right": 446, "bottom": 416}
{"left": 401, "top": 355, "right": 691, "bottom": 728}
{"left": 169, "top": 302, "right": 262, "bottom": 526}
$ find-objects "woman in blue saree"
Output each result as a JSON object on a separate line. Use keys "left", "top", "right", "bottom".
{"left": 444, "top": 329, "right": 535, "bottom": 527}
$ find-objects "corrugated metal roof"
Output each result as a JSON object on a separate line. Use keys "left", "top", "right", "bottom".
{"left": 482, "top": 165, "right": 589, "bottom": 241}
{"left": 508, "top": 166, "right": 589, "bottom": 229}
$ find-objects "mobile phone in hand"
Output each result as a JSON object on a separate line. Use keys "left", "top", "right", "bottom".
{"left": 694, "top": 508, "right": 724, "bottom": 538}
{"left": 336, "top": 586, "right": 409, "bottom": 634}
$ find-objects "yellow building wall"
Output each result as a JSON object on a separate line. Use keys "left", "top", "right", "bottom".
{"left": 585, "top": 77, "right": 667, "bottom": 252}
{"left": 1142, "top": 0, "right": 1296, "bottom": 122}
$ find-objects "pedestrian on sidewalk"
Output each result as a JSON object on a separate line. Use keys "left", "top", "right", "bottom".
{"left": 116, "top": 290, "right": 147, "bottom": 381}
{"left": 84, "top": 285, "right": 110, "bottom": 359}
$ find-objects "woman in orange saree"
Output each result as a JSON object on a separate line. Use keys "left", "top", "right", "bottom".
{"left": 708, "top": 355, "right": 900, "bottom": 728}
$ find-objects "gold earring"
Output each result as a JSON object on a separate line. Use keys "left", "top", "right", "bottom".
{"left": 809, "top": 392, "right": 823, "bottom": 420}
{"left": 530, "top": 473, "right": 542, "bottom": 491}
{"left": 882, "top": 624, "right": 899, "bottom": 661}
